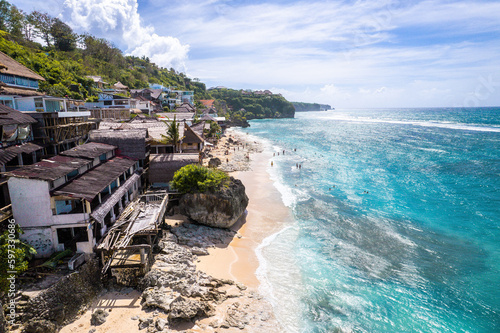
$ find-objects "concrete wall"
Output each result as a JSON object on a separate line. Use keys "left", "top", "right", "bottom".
{"left": 52, "top": 213, "right": 90, "bottom": 226}
{"left": 21, "top": 227, "right": 53, "bottom": 257}
{"left": 50, "top": 222, "right": 94, "bottom": 254}
{"left": 9, "top": 177, "right": 52, "bottom": 228}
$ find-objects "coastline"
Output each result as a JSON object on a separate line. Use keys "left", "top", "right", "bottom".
{"left": 57, "top": 129, "right": 291, "bottom": 333}
{"left": 196, "top": 130, "right": 294, "bottom": 288}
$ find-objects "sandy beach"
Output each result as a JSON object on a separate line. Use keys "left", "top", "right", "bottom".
{"left": 56, "top": 129, "right": 291, "bottom": 333}
{"left": 197, "top": 130, "right": 293, "bottom": 288}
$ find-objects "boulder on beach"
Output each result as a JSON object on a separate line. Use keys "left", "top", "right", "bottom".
{"left": 178, "top": 177, "right": 248, "bottom": 229}
{"left": 208, "top": 157, "right": 222, "bottom": 168}
{"left": 90, "top": 309, "right": 108, "bottom": 326}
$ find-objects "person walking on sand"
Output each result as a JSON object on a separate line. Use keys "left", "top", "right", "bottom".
{"left": 271, "top": 161, "right": 273, "bottom": 166}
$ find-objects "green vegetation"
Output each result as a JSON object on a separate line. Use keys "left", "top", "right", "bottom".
{"left": 172, "top": 164, "right": 229, "bottom": 194}
{"left": 292, "top": 102, "right": 332, "bottom": 111}
{"left": 205, "top": 121, "right": 221, "bottom": 138}
{"left": 0, "top": 0, "right": 195, "bottom": 100}
{"left": 0, "top": 224, "right": 36, "bottom": 293}
{"left": 0, "top": 0, "right": 299, "bottom": 121}
{"left": 209, "top": 88, "right": 295, "bottom": 122}
{"left": 160, "top": 116, "right": 182, "bottom": 152}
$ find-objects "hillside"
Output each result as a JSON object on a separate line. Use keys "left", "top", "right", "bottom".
{"left": 0, "top": 0, "right": 293, "bottom": 121}
{"left": 209, "top": 88, "right": 295, "bottom": 125}
{"left": 0, "top": 31, "right": 208, "bottom": 101}
{"left": 292, "top": 102, "right": 332, "bottom": 111}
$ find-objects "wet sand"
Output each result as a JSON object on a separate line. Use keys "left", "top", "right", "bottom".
{"left": 196, "top": 130, "right": 293, "bottom": 288}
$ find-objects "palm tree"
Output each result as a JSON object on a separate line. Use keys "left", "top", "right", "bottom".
{"left": 161, "top": 115, "right": 182, "bottom": 153}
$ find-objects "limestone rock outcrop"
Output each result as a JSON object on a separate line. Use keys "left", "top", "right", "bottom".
{"left": 178, "top": 177, "right": 248, "bottom": 229}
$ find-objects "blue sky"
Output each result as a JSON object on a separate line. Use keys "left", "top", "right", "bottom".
{"left": 14, "top": 0, "right": 500, "bottom": 108}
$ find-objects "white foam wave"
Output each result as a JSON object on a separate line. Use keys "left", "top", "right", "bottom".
{"left": 256, "top": 226, "right": 303, "bottom": 333}
{"left": 267, "top": 159, "right": 310, "bottom": 207}
{"left": 316, "top": 114, "right": 500, "bottom": 133}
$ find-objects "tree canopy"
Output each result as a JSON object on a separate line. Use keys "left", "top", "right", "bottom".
{"left": 172, "top": 164, "right": 229, "bottom": 194}
{"left": 0, "top": 0, "right": 299, "bottom": 121}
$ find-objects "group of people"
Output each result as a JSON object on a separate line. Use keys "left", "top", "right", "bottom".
{"left": 271, "top": 148, "right": 300, "bottom": 168}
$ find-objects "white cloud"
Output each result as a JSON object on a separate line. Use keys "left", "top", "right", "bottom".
{"left": 14, "top": 0, "right": 500, "bottom": 107}
{"left": 61, "top": 0, "right": 189, "bottom": 70}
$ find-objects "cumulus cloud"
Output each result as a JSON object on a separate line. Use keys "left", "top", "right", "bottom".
{"left": 61, "top": 0, "right": 189, "bottom": 70}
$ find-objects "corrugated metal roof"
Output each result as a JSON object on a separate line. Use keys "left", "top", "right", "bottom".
{"left": 0, "top": 104, "right": 38, "bottom": 125}
{"left": 90, "top": 173, "right": 140, "bottom": 223}
{"left": 60, "top": 142, "right": 116, "bottom": 159}
{"left": 6, "top": 155, "right": 92, "bottom": 181}
{"left": 53, "top": 157, "right": 137, "bottom": 201}
{"left": 0, "top": 142, "right": 45, "bottom": 165}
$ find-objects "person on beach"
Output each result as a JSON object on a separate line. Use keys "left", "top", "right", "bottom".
{"left": 271, "top": 161, "right": 273, "bottom": 166}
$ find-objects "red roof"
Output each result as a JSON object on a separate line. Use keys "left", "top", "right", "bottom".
{"left": 200, "top": 99, "right": 215, "bottom": 108}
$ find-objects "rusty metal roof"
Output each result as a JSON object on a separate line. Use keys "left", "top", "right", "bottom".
{"left": 53, "top": 157, "right": 137, "bottom": 201}
{"left": 60, "top": 142, "right": 116, "bottom": 159}
{"left": 5, "top": 155, "right": 92, "bottom": 181}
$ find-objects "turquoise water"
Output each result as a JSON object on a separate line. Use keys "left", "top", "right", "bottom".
{"left": 245, "top": 108, "right": 500, "bottom": 333}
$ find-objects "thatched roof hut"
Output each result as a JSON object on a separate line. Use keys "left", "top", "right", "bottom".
{"left": 89, "top": 129, "right": 148, "bottom": 160}
{"left": 0, "top": 51, "right": 45, "bottom": 81}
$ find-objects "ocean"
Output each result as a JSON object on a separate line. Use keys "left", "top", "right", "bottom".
{"left": 243, "top": 108, "right": 500, "bottom": 333}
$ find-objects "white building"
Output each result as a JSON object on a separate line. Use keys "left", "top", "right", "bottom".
{"left": 7, "top": 142, "right": 141, "bottom": 258}
{"left": 13, "top": 95, "right": 90, "bottom": 118}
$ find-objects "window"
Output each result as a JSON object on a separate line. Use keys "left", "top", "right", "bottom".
{"left": 0, "top": 74, "right": 15, "bottom": 85}
{"left": 0, "top": 100, "right": 13, "bottom": 107}
{"left": 56, "top": 227, "right": 88, "bottom": 244}
{"left": 34, "top": 98, "right": 43, "bottom": 110}
{"left": 57, "top": 228, "right": 72, "bottom": 244}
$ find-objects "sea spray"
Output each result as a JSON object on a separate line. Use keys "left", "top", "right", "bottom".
{"left": 240, "top": 108, "right": 500, "bottom": 332}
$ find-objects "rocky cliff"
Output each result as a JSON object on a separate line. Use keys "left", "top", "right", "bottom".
{"left": 178, "top": 177, "right": 248, "bottom": 229}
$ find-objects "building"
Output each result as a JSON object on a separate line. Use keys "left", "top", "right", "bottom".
{"left": 0, "top": 50, "right": 45, "bottom": 105}
{"left": 85, "top": 92, "right": 135, "bottom": 109}
{"left": 0, "top": 105, "right": 43, "bottom": 169}
{"left": 149, "top": 154, "right": 199, "bottom": 186}
{"left": 199, "top": 100, "right": 215, "bottom": 108}
{"left": 89, "top": 129, "right": 149, "bottom": 162}
{"left": 180, "top": 123, "right": 204, "bottom": 153}
{"left": 132, "top": 96, "right": 154, "bottom": 115}
{"left": 6, "top": 143, "right": 141, "bottom": 257}
{"left": 130, "top": 88, "right": 163, "bottom": 112}
{"left": 175, "top": 103, "right": 195, "bottom": 113}
{"left": 86, "top": 76, "right": 108, "bottom": 90}
{"left": 112, "top": 81, "right": 128, "bottom": 94}
{"left": 156, "top": 112, "right": 194, "bottom": 123}
{"left": 0, "top": 105, "right": 45, "bottom": 221}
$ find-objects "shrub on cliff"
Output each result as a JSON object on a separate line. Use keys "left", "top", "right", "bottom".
{"left": 172, "top": 165, "right": 229, "bottom": 194}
